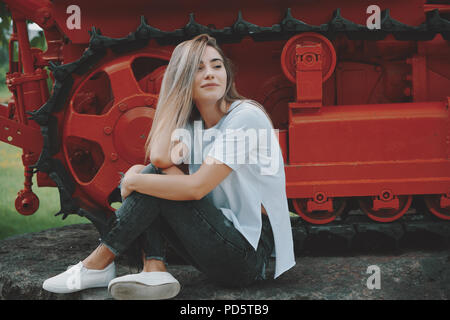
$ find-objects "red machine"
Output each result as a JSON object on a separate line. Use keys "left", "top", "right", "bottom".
{"left": 1, "top": 0, "right": 449, "bottom": 234}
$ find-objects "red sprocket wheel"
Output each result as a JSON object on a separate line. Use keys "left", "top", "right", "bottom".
{"left": 62, "top": 51, "right": 170, "bottom": 211}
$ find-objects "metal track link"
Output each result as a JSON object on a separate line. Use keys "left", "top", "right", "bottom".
{"left": 291, "top": 213, "right": 450, "bottom": 255}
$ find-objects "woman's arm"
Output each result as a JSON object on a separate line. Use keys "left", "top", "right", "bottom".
{"left": 150, "top": 128, "right": 188, "bottom": 169}
{"left": 121, "top": 156, "right": 232, "bottom": 201}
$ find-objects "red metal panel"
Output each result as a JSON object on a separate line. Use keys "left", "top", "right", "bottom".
{"left": 0, "top": 116, "right": 43, "bottom": 152}
{"left": 287, "top": 101, "right": 449, "bottom": 198}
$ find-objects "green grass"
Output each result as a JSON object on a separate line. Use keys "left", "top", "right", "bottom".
{"left": 0, "top": 85, "right": 10, "bottom": 102}
{"left": 0, "top": 142, "right": 89, "bottom": 240}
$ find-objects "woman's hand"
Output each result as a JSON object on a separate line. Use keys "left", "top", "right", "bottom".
{"left": 127, "top": 164, "right": 146, "bottom": 175}
{"left": 120, "top": 164, "right": 145, "bottom": 200}
{"left": 120, "top": 173, "right": 135, "bottom": 200}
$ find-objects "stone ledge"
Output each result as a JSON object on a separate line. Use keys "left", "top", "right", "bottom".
{"left": 1, "top": 223, "right": 449, "bottom": 300}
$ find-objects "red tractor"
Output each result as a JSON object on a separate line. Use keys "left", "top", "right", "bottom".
{"left": 1, "top": 0, "right": 449, "bottom": 238}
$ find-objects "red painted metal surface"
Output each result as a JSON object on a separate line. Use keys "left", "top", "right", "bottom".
{"left": 62, "top": 51, "right": 167, "bottom": 209}
{"left": 0, "top": 0, "right": 449, "bottom": 223}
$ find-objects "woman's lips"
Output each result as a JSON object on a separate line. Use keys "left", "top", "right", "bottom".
{"left": 201, "top": 83, "right": 219, "bottom": 88}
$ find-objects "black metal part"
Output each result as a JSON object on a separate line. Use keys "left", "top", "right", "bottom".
{"left": 292, "top": 213, "right": 450, "bottom": 255}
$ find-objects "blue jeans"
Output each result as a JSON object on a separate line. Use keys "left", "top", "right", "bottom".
{"left": 101, "top": 164, "right": 274, "bottom": 288}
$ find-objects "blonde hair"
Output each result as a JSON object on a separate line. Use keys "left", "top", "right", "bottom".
{"left": 145, "top": 34, "right": 273, "bottom": 162}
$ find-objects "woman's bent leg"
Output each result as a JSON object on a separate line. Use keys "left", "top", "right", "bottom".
{"left": 157, "top": 198, "right": 274, "bottom": 287}
{"left": 138, "top": 164, "right": 168, "bottom": 268}
{"left": 101, "top": 190, "right": 163, "bottom": 258}
{"left": 100, "top": 163, "right": 274, "bottom": 288}
{"left": 102, "top": 164, "right": 165, "bottom": 260}
{"left": 82, "top": 243, "right": 115, "bottom": 270}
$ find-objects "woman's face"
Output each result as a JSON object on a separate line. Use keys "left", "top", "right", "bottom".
{"left": 192, "top": 46, "right": 227, "bottom": 106}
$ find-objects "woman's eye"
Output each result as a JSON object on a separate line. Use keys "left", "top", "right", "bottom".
{"left": 197, "top": 64, "right": 221, "bottom": 71}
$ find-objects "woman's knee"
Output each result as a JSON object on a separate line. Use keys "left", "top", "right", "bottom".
{"left": 125, "top": 190, "right": 160, "bottom": 207}
{"left": 115, "top": 191, "right": 161, "bottom": 222}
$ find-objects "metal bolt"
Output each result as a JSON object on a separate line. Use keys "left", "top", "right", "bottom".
{"left": 103, "top": 126, "right": 112, "bottom": 135}
{"left": 90, "top": 38, "right": 103, "bottom": 51}
{"left": 286, "top": 20, "right": 294, "bottom": 30}
{"left": 314, "top": 192, "right": 326, "bottom": 204}
{"left": 145, "top": 97, "right": 154, "bottom": 107}
{"left": 303, "top": 54, "right": 315, "bottom": 65}
{"left": 236, "top": 23, "right": 246, "bottom": 33}
{"left": 110, "top": 153, "right": 118, "bottom": 161}
{"left": 334, "top": 20, "right": 343, "bottom": 29}
{"left": 187, "top": 25, "right": 198, "bottom": 35}
{"left": 138, "top": 27, "right": 149, "bottom": 39}
{"left": 118, "top": 103, "right": 127, "bottom": 112}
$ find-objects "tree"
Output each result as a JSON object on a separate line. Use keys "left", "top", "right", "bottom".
{"left": 0, "top": 3, "right": 47, "bottom": 97}
{"left": 0, "top": 2, "right": 12, "bottom": 50}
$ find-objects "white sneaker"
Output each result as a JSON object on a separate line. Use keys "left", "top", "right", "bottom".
{"left": 108, "top": 271, "right": 180, "bottom": 300}
{"left": 42, "top": 261, "right": 116, "bottom": 294}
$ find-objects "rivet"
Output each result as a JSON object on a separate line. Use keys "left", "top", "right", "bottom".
{"left": 118, "top": 103, "right": 127, "bottom": 112}
{"left": 145, "top": 97, "right": 154, "bottom": 107}
{"left": 103, "top": 126, "right": 112, "bottom": 135}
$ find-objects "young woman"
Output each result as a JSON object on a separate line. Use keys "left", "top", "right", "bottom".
{"left": 42, "top": 34, "right": 295, "bottom": 300}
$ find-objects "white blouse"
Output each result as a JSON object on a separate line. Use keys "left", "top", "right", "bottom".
{"left": 180, "top": 100, "right": 295, "bottom": 278}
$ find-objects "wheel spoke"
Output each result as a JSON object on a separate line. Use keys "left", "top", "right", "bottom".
{"left": 64, "top": 112, "right": 107, "bottom": 143}
{"left": 82, "top": 159, "right": 124, "bottom": 208}
{"left": 104, "top": 60, "right": 143, "bottom": 102}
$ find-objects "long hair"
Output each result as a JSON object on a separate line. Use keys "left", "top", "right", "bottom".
{"left": 144, "top": 34, "right": 273, "bottom": 162}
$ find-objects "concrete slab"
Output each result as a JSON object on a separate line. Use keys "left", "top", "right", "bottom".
{"left": 0, "top": 223, "right": 449, "bottom": 300}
